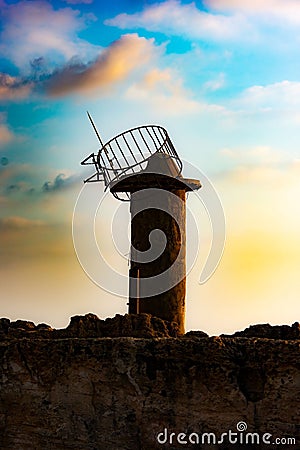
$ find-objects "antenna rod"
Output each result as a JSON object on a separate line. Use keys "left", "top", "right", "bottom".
{"left": 87, "top": 111, "right": 104, "bottom": 148}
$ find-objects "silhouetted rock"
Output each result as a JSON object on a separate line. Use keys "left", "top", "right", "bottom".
{"left": 9, "top": 319, "right": 35, "bottom": 330}
{"left": 0, "top": 318, "right": 10, "bottom": 334}
{"left": 62, "top": 313, "right": 101, "bottom": 337}
{"left": 225, "top": 322, "right": 300, "bottom": 340}
{"left": 36, "top": 323, "right": 53, "bottom": 331}
{"left": 57, "top": 313, "right": 179, "bottom": 338}
{"left": 0, "top": 313, "right": 179, "bottom": 339}
{"left": 183, "top": 330, "right": 209, "bottom": 338}
{"left": 3, "top": 315, "right": 300, "bottom": 344}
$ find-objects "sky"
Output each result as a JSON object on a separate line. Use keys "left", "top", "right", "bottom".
{"left": 0, "top": 0, "right": 299, "bottom": 334}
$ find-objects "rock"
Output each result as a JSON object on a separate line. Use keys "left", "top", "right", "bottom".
{"left": 226, "top": 322, "right": 300, "bottom": 340}
{"left": 0, "top": 333, "right": 299, "bottom": 449}
{"left": 59, "top": 313, "right": 179, "bottom": 338}
{"left": 183, "top": 330, "right": 209, "bottom": 338}
{"left": 0, "top": 318, "right": 10, "bottom": 335}
{"left": 9, "top": 320, "right": 35, "bottom": 330}
{"left": 0, "top": 313, "right": 179, "bottom": 340}
{"left": 99, "top": 313, "right": 179, "bottom": 338}
{"left": 36, "top": 323, "right": 53, "bottom": 331}
{"left": 63, "top": 313, "right": 100, "bottom": 337}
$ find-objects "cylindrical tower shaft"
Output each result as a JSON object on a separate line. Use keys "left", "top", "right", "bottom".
{"left": 111, "top": 157, "right": 201, "bottom": 335}
{"left": 128, "top": 187, "right": 186, "bottom": 334}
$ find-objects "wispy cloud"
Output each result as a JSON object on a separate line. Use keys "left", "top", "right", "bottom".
{"left": 203, "top": 73, "right": 226, "bottom": 92}
{"left": 0, "top": 113, "right": 15, "bottom": 146}
{"left": 125, "top": 67, "right": 201, "bottom": 115}
{"left": 0, "top": 32, "right": 161, "bottom": 100}
{"left": 0, "top": 124, "right": 13, "bottom": 145}
{"left": 126, "top": 66, "right": 228, "bottom": 116}
{"left": 220, "top": 145, "right": 293, "bottom": 166}
{"left": 219, "top": 144, "right": 300, "bottom": 187}
{"left": 62, "top": 0, "right": 93, "bottom": 4}
{"left": 44, "top": 34, "right": 159, "bottom": 97}
{"left": 106, "top": 0, "right": 251, "bottom": 41}
{"left": 0, "top": 162, "right": 81, "bottom": 200}
{"left": 63, "top": 0, "right": 93, "bottom": 5}
{"left": 0, "top": 0, "right": 98, "bottom": 69}
{"left": 0, "top": 216, "right": 45, "bottom": 231}
{"left": 0, "top": 73, "right": 32, "bottom": 100}
{"left": 42, "top": 172, "right": 81, "bottom": 192}
{"left": 233, "top": 80, "right": 300, "bottom": 116}
{"left": 207, "top": 0, "right": 300, "bottom": 24}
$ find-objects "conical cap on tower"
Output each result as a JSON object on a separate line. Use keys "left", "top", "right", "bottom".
{"left": 144, "top": 152, "right": 181, "bottom": 177}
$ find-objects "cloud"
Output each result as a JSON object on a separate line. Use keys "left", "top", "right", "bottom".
{"left": 0, "top": 73, "right": 32, "bottom": 100}
{"left": 0, "top": 163, "right": 37, "bottom": 186}
{"left": 44, "top": 34, "right": 159, "bottom": 97}
{"left": 203, "top": 73, "right": 225, "bottom": 92}
{"left": 42, "top": 173, "right": 80, "bottom": 192}
{"left": 0, "top": 216, "right": 45, "bottom": 231}
{"left": 207, "top": 0, "right": 300, "bottom": 24}
{"left": 219, "top": 144, "right": 300, "bottom": 187}
{"left": 233, "top": 80, "right": 300, "bottom": 115}
{"left": 0, "top": 34, "right": 160, "bottom": 100}
{"left": 0, "top": 0, "right": 98, "bottom": 69}
{"left": 0, "top": 162, "right": 81, "bottom": 200}
{"left": 0, "top": 124, "right": 13, "bottom": 145}
{"left": 125, "top": 67, "right": 228, "bottom": 116}
{"left": 220, "top": 145, "right": 288, "bottom": 165}
{"left": 125, "top": 67, "right": 202, "bottom": 115}
{"left": 0, "top": 114, "right": 15, "bottom": 146}
{"left": 106, "top": 0, "right": 251, "bottom": 41}
{"left": 5, "top": 184, "right": 21, "bottom": 193}
{"left": 63, "top": 0, "right": 93, "bottom": 4}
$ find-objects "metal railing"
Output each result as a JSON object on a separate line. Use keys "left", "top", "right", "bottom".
{"left": 82, "top": 124, "right": 183, "bottom": 201}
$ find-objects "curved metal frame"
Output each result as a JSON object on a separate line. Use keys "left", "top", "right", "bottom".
{"left": 82, "top": 124, "right": 183, "bottom": 201}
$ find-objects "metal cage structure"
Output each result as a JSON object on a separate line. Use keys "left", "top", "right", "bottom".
{"left": 81, "top": 113, "right": 183, "bottom": 201}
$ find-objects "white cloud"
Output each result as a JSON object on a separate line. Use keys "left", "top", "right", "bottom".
{"left": 207, "top": 0, "right": 300, "bottom": 24}
{"left": 106, "top": 0, "right": 251, "bottom": 41}
{"left": 125, "top": 67, "right": 208, "bottom": 115}
{"left": 219, "top": 144, "right": 300, "bottom": 189}
{"left": 203, "top": 72, "right": 225, "bottom": 91}
{"left": 0, "top": 1, "right": 98, "bottom": 69}
{"left": 234, "top": 80, "right": 300, "bottom": 114}
{"left": 221, "top": 163, "right": 300, "bottom": 187}
{"left": 220, "top": 145, "right": 292, "bottom": 165}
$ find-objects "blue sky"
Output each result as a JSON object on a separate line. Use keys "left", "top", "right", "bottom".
{"left": 1, "top": 0, "right": 300, "bottom": 333}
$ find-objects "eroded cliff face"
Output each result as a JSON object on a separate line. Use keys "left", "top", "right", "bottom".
{"left": 0, "top": 314, "right": 299, "bottom": 450}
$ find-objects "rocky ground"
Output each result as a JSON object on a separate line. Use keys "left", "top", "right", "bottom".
{"left": 0, "top": 314, "right": 299, "bottom": 449}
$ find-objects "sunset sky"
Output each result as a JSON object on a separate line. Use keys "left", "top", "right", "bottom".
{"left": 1, "top": 0, "right": 299, "bottom": 334}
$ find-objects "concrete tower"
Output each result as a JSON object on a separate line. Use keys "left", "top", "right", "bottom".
{"left": 111, "top": 154, "right": 200, "bottom": 334}
{"left": 82, "top": 117, "right": 200, "bottom": 335}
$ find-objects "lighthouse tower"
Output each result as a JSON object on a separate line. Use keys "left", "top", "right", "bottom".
{"left": 81, "top": 115, "right": 201, "bottom": 334}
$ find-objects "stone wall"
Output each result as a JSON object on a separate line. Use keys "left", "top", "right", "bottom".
{"left": 0, "top": 314, "right": 299, "bottom": 449}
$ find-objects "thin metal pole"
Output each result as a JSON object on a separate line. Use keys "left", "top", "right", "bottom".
{"left": 87, "top": 111, "right": 104, "bottom": 148}
{"left": 136, "top": 268, "right": 140, "bottom": 314}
